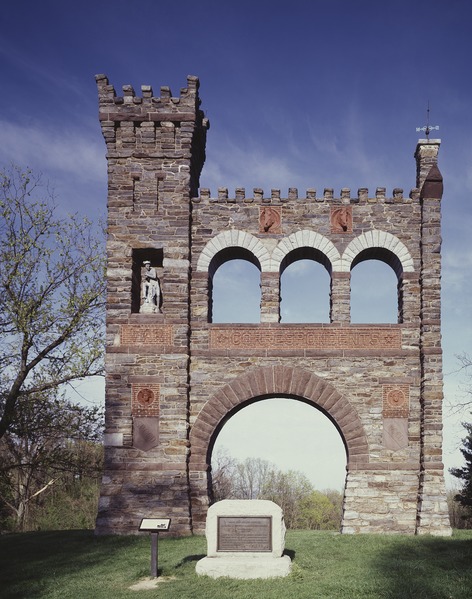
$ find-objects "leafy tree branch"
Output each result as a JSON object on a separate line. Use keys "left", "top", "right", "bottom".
{"left": 0, "top": 165, "right": 105, "bottom": 439}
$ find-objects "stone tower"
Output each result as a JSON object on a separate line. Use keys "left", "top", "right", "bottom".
{"left": 95, "top": 74, "right": 451, "bottom": 536}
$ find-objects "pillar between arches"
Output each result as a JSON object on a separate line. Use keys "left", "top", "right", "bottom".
{"left": 330, "top": 271, "right": 350, "bottom": 323}
{"left": 260, "top": 271, "right": 280, "bottom": 323}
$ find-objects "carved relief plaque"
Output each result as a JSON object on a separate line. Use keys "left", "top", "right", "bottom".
{"left": 132, "top": 384, "right": 160, "bottom": 417}
{"left": 331, "top": 206, "right": 353, "bottom": 233}
{"left": 383, "top": 418, "right": 409, "bottom": 451}
{"left": 133, "top": 417, "right": 159, "bottom": 451}
{"left": 383, "top": 384, "right": 409, "bottom": 418}
{"left": 121, "top": 324, "right": 173, "bottom": 346}
{"left": 210, "top": 326, "right": 401, "bottom": 351}
{"left": 259, "top": 206, "right": 282, "bottom": 234}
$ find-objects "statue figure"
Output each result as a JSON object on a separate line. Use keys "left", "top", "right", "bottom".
{"left": 141, "top": 261, "right": 161, "bottom": 312}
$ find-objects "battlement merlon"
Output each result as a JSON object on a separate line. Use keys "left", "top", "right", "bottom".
{"left": 95, "top": 74, "right": 209, "bottom": 196}
{"left": 94, "top": 74, "right": 210, "bottom": 128}
{"left": 193, "top": 187, "right": 421, "bottom": 204}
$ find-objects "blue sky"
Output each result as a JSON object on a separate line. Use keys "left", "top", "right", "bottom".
{"left": 1, "top": 0, "right": 471, "bottom": 490}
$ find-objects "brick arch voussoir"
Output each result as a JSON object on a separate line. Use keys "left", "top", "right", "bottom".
{"left": 342, "top": 230, "right": 414, "bottom": 273}
{"left": 189, "top": 366, "right": 369, "bottom": 469}
{"left": 196, "top": 230, "right": 272, "bottom": 272}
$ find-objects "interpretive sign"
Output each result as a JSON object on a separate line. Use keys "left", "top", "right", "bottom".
{"left": 138, "top": 518, "right": 171, "bottom": 578}
{"left": 217, "top": 516, "right": 272, "bottom": 552}
{"left": 139, "top": 518, "right": 171, "bottom": 532}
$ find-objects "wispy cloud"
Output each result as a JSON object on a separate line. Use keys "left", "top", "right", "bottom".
{"left": 0, "top": 39, "right": 94, "bottom": 106}
{"left": 0, "top": 120, "right": 105, "bottom": 183}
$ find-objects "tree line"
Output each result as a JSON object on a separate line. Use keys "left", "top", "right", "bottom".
{"left": 211, "top": 449, "right": 344, "bottom": 530}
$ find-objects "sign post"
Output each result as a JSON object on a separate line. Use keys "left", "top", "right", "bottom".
{"left": 138, "top": 518, "right": 171, "bottom": 578}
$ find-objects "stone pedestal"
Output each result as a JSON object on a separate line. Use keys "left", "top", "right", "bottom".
{"left": 196, "top": 500, "right": 292, "bottom": 579}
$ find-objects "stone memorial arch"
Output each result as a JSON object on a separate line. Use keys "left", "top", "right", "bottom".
{"left": 95, "top": 74, "right": 451, "bottom": 536}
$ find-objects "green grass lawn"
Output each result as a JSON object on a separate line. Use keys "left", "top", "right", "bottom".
{"left": 1, "top": 529, "right": 471, "bottom": 599}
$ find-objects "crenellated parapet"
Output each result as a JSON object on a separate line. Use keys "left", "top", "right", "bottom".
{"left": 95, "top": 74, "right": 208, "bottom": 125}
{"left": 95, "top": 74, "right": 209, "bottom": 196}
{"left": 193, "top": 186, "right": 419, "bottom": 204}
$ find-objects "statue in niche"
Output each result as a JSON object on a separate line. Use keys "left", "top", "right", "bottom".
{"left": 141, "top": 260, "right": 161, "bottom": 313}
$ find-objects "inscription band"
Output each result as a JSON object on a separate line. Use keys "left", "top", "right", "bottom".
{"left": 210, "top": 326, "right": 401, "bottom": 351}
{"left": 121, "top": 324, "right": 173, "bottom": 346}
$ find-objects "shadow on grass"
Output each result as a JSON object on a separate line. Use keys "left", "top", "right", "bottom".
{"left": 0, "top": 530, "right": 144, "bottom": 599}
{"left": 176, "top": 553, "right": 206, "bottom": 567}
{"left": 284, "top": 548, "right": 296, "bottom": 560}
{"left": 374, "top": 534, "right": 472, "bottom": 599}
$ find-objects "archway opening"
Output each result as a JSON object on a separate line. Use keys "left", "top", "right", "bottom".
{"left": 350, "top": 248, "right": 401, "bottom": 323}
{"left": 280, "top": 248, "right": 331, "bottom": 323}
{"left": 209, "top": 396, "right": 347, "bottom": 529}
{"left": 209, "top": 247, "right": 261, "bottom": 323}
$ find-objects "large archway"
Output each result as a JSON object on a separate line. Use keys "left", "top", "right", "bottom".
{"left": 211, "top": 397, "right": 347, "bottom": 491}
{"left": 188, "top": 365, "right": 369, "bottom": 532}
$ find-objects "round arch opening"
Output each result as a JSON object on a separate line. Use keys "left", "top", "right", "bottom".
{"left": 350, "top": 248, "right": 401, "bottom": 324}
{"left": 209, "top": 248, "right": 261, "bottom": 323}
{"left": 210, "top": 395, "right": 347, "bottom": 490}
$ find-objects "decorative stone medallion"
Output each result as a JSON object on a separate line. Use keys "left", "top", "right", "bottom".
{"left": 132, "top": 384, "right": 160, "bottom": 417}
{"left": 331, "top": 206, "right": 353, "bottom": 233}
{"left": 259, "top": 206, "right": 282, "bottom": 234}
{"left": 383, "top": 384, "right": 409, "bottom": 418}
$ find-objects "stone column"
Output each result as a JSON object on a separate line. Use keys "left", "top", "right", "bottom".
{"left": 415, "top": 140, "right": 451, "bottom": 535}
{"left": 260, "top": 272, "right": 280, "bottom": 323}
{"left": 330, "top": 272, "right": 351, "bottom": 323}
{"left": 415, "top": 139, "right": 441, "bottom": 190}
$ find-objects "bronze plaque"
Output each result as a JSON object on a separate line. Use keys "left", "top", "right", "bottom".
{"left": 217, "top": 516, "right": 272, "bottom": 552}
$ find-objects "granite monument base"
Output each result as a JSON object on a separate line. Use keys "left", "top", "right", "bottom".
{"left": 196, "top": 499, "right": 292, "bottom": 579}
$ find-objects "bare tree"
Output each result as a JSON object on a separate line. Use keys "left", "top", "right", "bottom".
{"left": 0, "top": 166, "right": 105, "bottom": 439}
{"left": 210, "top": 447, "right": 237, "bottom": 502}
{"left": 453, "top": 353, "right": 472, "bottom": 411}
{"left": 233, "top": 457, "right": 273, "bottom": 500}
{"left": 0, "top": 391, "right": 103, "bottom": 531}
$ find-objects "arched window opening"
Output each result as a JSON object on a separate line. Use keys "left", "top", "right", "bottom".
{"left": 210, "top": 397, "right": 347, "bottom": 528}
{"left": 350, "top": 248, "right": 401, "bottom": 324}
{"left": 209, "top": 247, "right": 261, "bottom": 323}
{"left": 280, "top": 248, "right": 331, "bottom": 323}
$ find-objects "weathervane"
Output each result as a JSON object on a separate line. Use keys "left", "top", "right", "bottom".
{"left": 416, "top": 102, "right": 439, "bottom": 139}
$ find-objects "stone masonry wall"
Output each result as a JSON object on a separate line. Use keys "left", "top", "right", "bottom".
{"left": 95, "top": 75, "right": 208, "bottom": 535}
{"left": 95, "top": 73, "right": 450, "bottom": 537}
